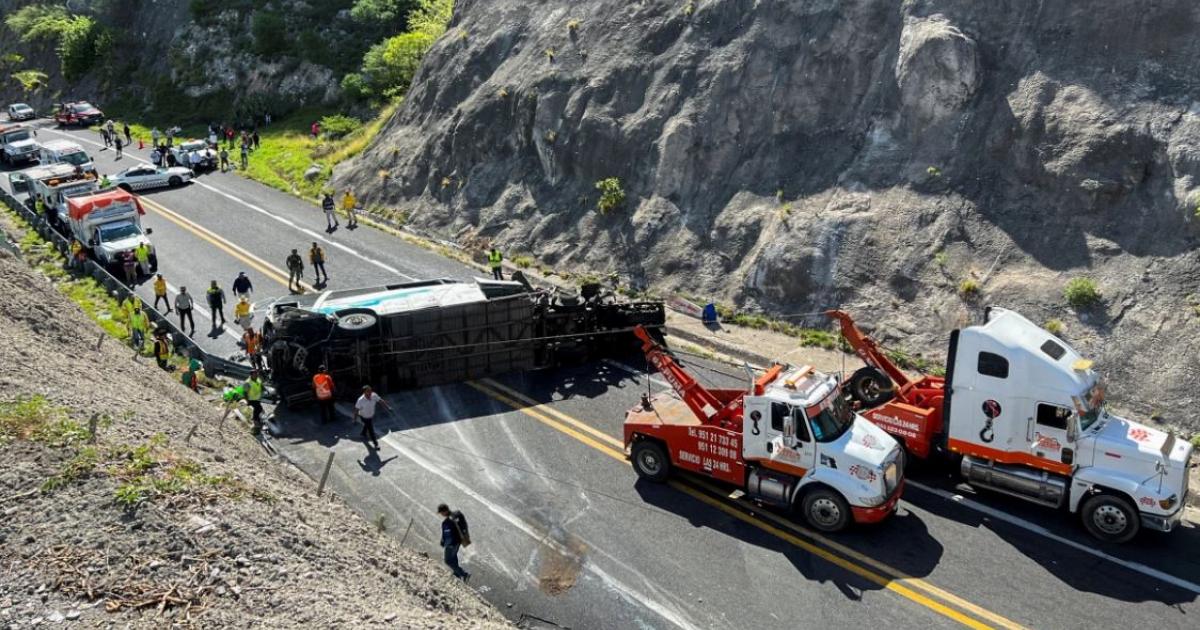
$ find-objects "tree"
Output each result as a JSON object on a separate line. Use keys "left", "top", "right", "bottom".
{"left": 11, "top": 69, "right": 49, "bottom": 94}
{"left": 361, "top": 31, "right": 434, "bottom": 97}
{"left": 251, "top": 12, "right": 288, "bottom": 57}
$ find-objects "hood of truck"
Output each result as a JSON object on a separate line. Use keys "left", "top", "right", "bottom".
{"left": 98, "top": 235, "right": 149, "bottom": 256}
{"left": 831, "top": 415, "right": 901, "bottom": 469}
{"left": 1082, "top": 413, "right": 1191, "bottom": 473}
{"left": 7, "top": 138, "right": 37, "bottom": 153}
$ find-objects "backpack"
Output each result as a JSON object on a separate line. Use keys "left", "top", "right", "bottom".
{"left": 451, "top": 511, "right": 471, "bottom": 547}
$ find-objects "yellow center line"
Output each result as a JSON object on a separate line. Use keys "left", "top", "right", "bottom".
{"left": 467, "top": 378, "right": 1028, "bottom": 630}
{"left": 138, "top": 196, "right": 313, "bottom": 292}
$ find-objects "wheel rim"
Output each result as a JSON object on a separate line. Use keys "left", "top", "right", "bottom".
{"left": 637, "top": 448, "right": 662, "bottom": 476}
{"left": 810, "top": 496, "right": 842, "bottom": 529}
{"left": 859, "top": 378, "right": 882, "bottom": 400}
{"left": 1091, "top": 504, "right": 1128, "bottom": 536}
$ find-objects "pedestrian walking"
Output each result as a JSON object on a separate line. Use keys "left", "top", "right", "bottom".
{"left": 151, "top": 127, "right": 161, "bottom": 147}
{"left": 252, "top": 129, "right": 260, "bottom": 149}
{"left": 353, "top": 385, "right": 389, "bottom": 451}
{"left": 286, "top": 249, "right": 304, "bottom": 293}
{"left": 488, "top": 247, "right": 504, "bottom": 281}
{"left": 244, "top": 370, "right": 266, "bottom": 434}
{"left": 175, "top": 286, "right": 196, "bottom": 336}
{"left": 219, "top": 147, "right": 229, "bottom": 172}
{"left": 240, "top": 143, "right": 249, "bottom": 170}
{"left": 100, "top": 126, "right": 111, "bottom": 148}
{"left": 153, "top": 274, "right": 171, "bottom": 312}
{"left": 309, "top": 242, "right": 327, "bottom": 285}
{"left": 342, "top": 189, "right": 358, "bottom": 228}
{"left": 438, "top": 504, "right": 471, "bottom": 580}
{"left": 129, "top": 304, "right": 148, "bottom": 352}
{"left": 105, "top": 119, "right": 115, "bottom": 139}
{"left": 206, "top": 280, "right": 227, "bottom": 327}
{"left": 232, "top": 271, "right": 253, "bottom": 300}
{"left": 312, "top": 365, "right": 336, "bottom": 423}
{"left": 153, "top": 329, "right": 173, "bottom": 370}
{"left": 134, "top": 241, "right": 151, "bottom": 276}
{"left": 120, "top": 250, "right": 137, "bottom": 284}
{"left": 123, "top": 122, "right": 132, "bottom": 145}
{"left": 242, "top": 327, "right": 264, "bottom": 371}
{"left": 321, "top": 193, "right": 338, "bottom": 231}
{"left": 114, "top": 136, "right": 123, "bottom": 159}
{"left": 234, "top": 296, "right": 253, "bottom": 330}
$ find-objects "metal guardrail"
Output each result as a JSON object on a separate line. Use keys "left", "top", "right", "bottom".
{"left": 0, "top": 186, "right": 252, "bottom": 382}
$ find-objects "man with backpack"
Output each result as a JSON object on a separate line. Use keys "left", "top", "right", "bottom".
{"left": 438, "top": 504, "right": 471, "bottom": 581}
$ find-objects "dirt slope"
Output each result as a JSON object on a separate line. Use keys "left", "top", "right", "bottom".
{"left": 0, "top": 245, "right": 506, "bottom": 627}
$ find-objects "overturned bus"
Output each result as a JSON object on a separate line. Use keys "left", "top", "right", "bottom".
{"left": 264, "top": 275, "right": 666, "bottom": 406}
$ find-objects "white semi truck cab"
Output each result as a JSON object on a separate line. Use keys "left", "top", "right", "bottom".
{"left": 65, "top": 190, "right": 155, "bottom": 270}
{"left": 947, "top": 308, "right": 1193, "bottom": 542}
{"left": 0, "top": 123, "right": 39, "bottom": 166}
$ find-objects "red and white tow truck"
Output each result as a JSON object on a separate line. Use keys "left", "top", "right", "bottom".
{"left": 829, "top": 308, "right": 1194, "bottom": 542}
{"left": 623, "top": 326, "right": 905, "bottom": 533}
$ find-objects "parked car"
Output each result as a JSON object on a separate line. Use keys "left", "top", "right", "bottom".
{"left": 109, "top": 164, "right": 193, "bottom": 191}
{"left": 7, "top": 103, "right": 35, "bottom": 121}
{"left": 53, "top": 101, "right": 103, "bottom": 127}
{"left": 168, "top": 139, "right": 216, "bottom": 170}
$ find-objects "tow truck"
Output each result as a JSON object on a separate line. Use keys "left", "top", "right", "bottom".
{"left": 829, "top": 308, "right": 1194, "bottom": 542}
{"left": 623, "top": 326, "right": 905, "bottom": 533}
{"left": 22, "top": 165, "right": 99, "bottom": 229}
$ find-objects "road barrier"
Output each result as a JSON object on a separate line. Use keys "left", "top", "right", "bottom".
{"left": 0, "top": 186, "right": 252, "bottom": 382}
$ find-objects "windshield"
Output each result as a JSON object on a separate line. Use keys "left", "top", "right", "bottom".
{"left": 60, "top": 151, "right": 89, "bottom": 166}
{"left": 98, "top": 224, "right": 140, "bottom": 242}
{"left": 1077, "top": 380, "right": 1107, "bottom": 432}
{"left": 3, "top": 131, "right": 32, "bottom": 142}
{"left": 807, "top": 389, "right": 855, "bottom": 443}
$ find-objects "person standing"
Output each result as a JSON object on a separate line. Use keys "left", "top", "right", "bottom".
{"left": 153, "top": 329, "right": 173, "bottom": 370}
{"left": 438, "top": 504, "right": 471, "bottom": 580}
{"left": 153, "top": 274, "right": 171, "bottom": 312}
{"left": 134, "top": 241, "right": 151, "bottom": 276}
{"left": 175, "top": 286, "right": 196, "bottom": 336}
{"left": 129, "top": 304, "right": 148, "bottom": 352}
{"left": 309, "top": 242, "right": 327, "bottom": 285}
{"left": 342, "top": 189, "right": 358, "bottom": 228}
{"left": 234, "top": 296, "right": 252, "bottom": 330}
{"left": 105, "top": 119, "right": 115, "bottom": 141}
{"left": 488, "top": 247, "right": 504, "bottom": 281}
{"left": 240, "top": 143, "right": 249, "bottom": 170}
{"left": 353, "top": 385, "right": 389, "bottom": 451}
{"left": 244, "top": 370, "right": 265, "bottom": 435}
{"left": 123, "top": 122, "right": 132, "bottom": 145}
{"left": 151, "top": 127, "right": 161, "bottom": 147}
{"left": 69, "top": 238, "right": 85, "bottom": 270}
{"left": 114, "top": 135, "right": 124, "bottom": 159}
{"left": 120, "top": 250, "right": 137, "bottom": 285}
{"left": 219, "top": 147, "right": 229, "bottom": 172}
{"left": 242, "top": 327, "right": 264, "bottom": 371}
{"left": 252, "top": 129, "right": 260, "bottom": 150}
{"left": 149, "top": 147, "right": 162, "bottom": 167}
{"left": 206, "top": 280, "right": 227, "bottom": 327}
{"left": 321, "top": 193, "right": 338, "bottom": 231}
{"left": 286, "top": 249, "right": 304, "bottom": 293}
{"left": 232, "top": 271, "right": 253, "bottom": 300}
{"left": 310, "top": 121, "right": 320, "bottom": 139}
{"left": 312, "top": 365, "right": 336, "bottom": 423}
{"left": 100, "top": 126, "right": 111, "bottom": 148}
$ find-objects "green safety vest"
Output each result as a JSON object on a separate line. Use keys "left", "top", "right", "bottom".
{"left": 129, "top": 311, "right": 147, "bottom": 332}
{"left": 488, "top": 250, "right": 502, "bottom": 267}
{"left": 135, "top": 244, "right": 149, "bottom": 263}
{"left": 35, "top": 198, "right": 45, "bottom": 212}
{"left": 100, "top": 177, "right": 110, "bottom": 188}
{"left": 245, "top": 379, "right": 263, "bottom": 401}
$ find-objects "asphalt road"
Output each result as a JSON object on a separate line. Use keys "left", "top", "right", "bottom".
{"left": 4, "top": 121, "right": 1198, "bottom": 629}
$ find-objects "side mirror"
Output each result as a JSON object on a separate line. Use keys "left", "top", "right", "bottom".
{"left": 144, "top": 228, "right": 153, "bottom": 235}
{"left": 1067, "top": 418, "right": 1078, "bottom": 443}
{"left": 782, "top": 413, "right": 797, "bottom": 448}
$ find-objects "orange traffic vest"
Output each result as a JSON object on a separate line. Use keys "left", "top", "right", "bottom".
{"left": 243, "top": 332, "right": 260, "bottom": 354}
{"left": 313, "top": 373, "right": 334, "bottom": 400}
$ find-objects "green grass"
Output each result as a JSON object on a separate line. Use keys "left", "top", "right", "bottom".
{"left": 1064, "top": 277, "right": 1101, "bottom": 308}
{"left": 713, "top": 303, "right": 843, "bottom": 351}
{"left": 512, "top": 254, "right": 534, "bottom": 269}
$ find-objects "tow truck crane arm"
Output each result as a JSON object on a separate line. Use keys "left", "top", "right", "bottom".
{"left": 825, "top": 309, "right": 913, "bottom": 391}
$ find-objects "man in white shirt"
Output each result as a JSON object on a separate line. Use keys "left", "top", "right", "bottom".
{"left": 353, "top": 385, "right": 390, "bottom": 451}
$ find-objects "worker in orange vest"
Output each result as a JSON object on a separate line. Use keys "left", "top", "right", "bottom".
{"left": 312, "top": 365, "right": 336, "bottom": 423}
{"left": 242, "top": 327, "right": 263, "bottom": 371}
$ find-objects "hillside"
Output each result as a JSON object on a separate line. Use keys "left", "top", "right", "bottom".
{"left": 337, "top": 0, "right": 1200, "bottom": 430}
{"left": 0, "top": 239, "right": 505, "bottom": 626}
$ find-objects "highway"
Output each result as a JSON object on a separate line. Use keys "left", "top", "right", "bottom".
{"left": 4, "top": 122, "right": 1199, "bottom": 629}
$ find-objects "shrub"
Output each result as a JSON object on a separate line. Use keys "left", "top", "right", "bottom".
{"left": 1191, "top": 433, "right": 1200, "bottom": 448}
{"left": 513, "top": 255, "right": 534, "bottom": 269}
{"left": 1044, "top": 318, "right": 1065, "bottom": 336}
{"left": 11, "top": 69, "right": 48, "bottom": 93}
{"left": 320, "top": 114, "right": 363, "bottom": 139}
{"left": 1064, "top": 277, "right": 1101, "bottom": 308}
{"left": 341, "top": 72, "right": 369, "bottom": 100}
{"left": 251, "top": 12, "right": 289, "bottom": 57}
{"left": 407, "top": 0, "right": 454, "bottom": 39}
{"left": 361, "top": 31, "right": 435, "bottom": 97}
{"left": 934, "top": 251, "right": 947, "bottom": 266}
{"left": 595, "top": 177, "right": 626, "bottom": 214}
{"left": 927, "top": 165, "right": 942, "bottom": 178}
{"left": 958, "top": 278, "right": 980, "bottom": 296}
{"left": 567, "top": 19, "right": 581, "bottom": 32}
{"left": 0, "top": 52, "right": 24, "bottom": 68}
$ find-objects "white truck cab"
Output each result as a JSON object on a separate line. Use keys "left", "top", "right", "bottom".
{"left": 948, "top": 308, "right": 1192, "bottom": 542}
{"left": 38, "top": 139, "right": 94, "bottom": 174}
{"left": 0, "top": 123, "right": 39, "bottom": 166}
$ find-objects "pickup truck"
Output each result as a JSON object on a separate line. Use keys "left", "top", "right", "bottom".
{"left": 54, "top": 101, "right": 103, "bottom": 127}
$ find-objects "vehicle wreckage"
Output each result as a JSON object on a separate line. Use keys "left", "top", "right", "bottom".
{"left": 264, "top": 274, "right": 666, "bottom": 406}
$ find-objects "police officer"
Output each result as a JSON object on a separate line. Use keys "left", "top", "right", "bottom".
{"left": 488, "top": 247, "right": 504, "bottom": 281}
{"left": 206, "top": 280, "right": 227, "bottom": 327}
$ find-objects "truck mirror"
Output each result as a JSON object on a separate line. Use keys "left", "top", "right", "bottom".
{"left": 145, "top": 228, "right": 153, "bottom": 235}
{"left": 1067, "top": 418, "right": 1077, "bottom": 442}
{"left": 783, "top": 410, "right": 797, "bottom": 448}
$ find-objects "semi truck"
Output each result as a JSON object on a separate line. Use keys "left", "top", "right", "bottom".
{"left": 829, "top": 308, "right": 1193, "bottom": 543}
{"left": 22, "top": 165, "right": 99, "bottom": 228}
{"left": 65, "top": 189, "right": 156, "bottom": 271}
{"left": 0, "top": 122, "right": 39, "bottom": 166}
{"left": 623, "top": 326, "right": 905, "bottom": 533}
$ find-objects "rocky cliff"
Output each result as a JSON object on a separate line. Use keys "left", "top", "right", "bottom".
{"left": 337, "top": 0, "right": 1200, "bottom": 429}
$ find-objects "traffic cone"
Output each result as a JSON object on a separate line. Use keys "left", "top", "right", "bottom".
{"left": 138, "top": 137, "right": 144, "bottom": 150}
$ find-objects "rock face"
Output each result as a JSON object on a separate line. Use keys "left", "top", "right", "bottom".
{"left": 341, "top": 0, "right": 1200, "bottom": 429}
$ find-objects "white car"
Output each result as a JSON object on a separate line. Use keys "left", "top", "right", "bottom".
{"left": 109, "top": 165, "right": 193, "bottom": 191}
{"left": 168, "top": 139, "right": 216, "bottom": 170}
{"left": 7, "top": 103, "right": 35, "bottom": 121}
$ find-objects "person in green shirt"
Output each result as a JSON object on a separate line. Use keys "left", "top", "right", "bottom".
{"left": 128, "top": 305, "right": 148, "bottom": 351}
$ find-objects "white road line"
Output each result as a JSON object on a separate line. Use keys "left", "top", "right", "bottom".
{"left": 40, "top": 126, "right": 417, "bottom": 281}
{"left": 906, "top": 480, "right": 1200, "bottom": 595}
{"left": 600, "top": 357, "right": 1200, "bottom": 595}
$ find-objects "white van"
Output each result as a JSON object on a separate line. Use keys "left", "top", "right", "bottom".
{"left": 38, "top": 139, "right": 94, "bottom": 174}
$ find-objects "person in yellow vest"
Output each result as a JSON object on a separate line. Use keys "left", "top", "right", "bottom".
{"left": 488, "top": 247, "right": 504, "bottom": 281}
{"left": 69, "top": 238, "right": 85, "bottom": 270}
{"left": 153, "top": 274, "right": 171, "bottom": 313}
{"left": 312, "top": 365, "right": 336, "bottom": 424}
{"left": 134, "top": 242, "right": 151, "bottom": 276}
{"left": 128, "top": 304, "right": 148, "bottom": 352}
{"left": 153, "top": 329, "right": 173, "bottom": 370}
{"left": 234, "top": 296, "right": 252, "bottom": 330}
{"left": 244, "top": 370, "right": 265, "bottom": 435}
{"left": 341, "top": 189, "right": 358, "bottom": 228}
{"left": 120, "top": 294, "right": 137, "bottom": 323}
{"left": 309, "top": 242, "right": 327, "bottom": 285}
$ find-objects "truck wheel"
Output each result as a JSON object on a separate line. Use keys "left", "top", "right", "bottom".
{"left": 848, "top": 366, "right": 894, "bottom": 407}
{"left": 801, "top": 487, "right": 851, "bottom": 533}
{"left": 631, "top": 440, "right": 670, "bottom": 482}
{"left": 1081, "top": 493, "right": 1139, "bottom": 543}
{"left": 168, "top": 176, "right": 183, "bottom": 187}
{"left": 333, "top": 308, "right": 378, "bottom": 337}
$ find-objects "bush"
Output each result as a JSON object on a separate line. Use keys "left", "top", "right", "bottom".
{"left": 361, "top": 31, "right": 434, "bottom": 97}
{"left": 11, "top": 69, "right": 48, "bottom": 93}
{"left": 252, "top": 12, "right": 289, "bottom": 56}
{"left": 595, "top": 177, "right": 625, "bottom": 214}
{"left": 1044, "top": 318, "right": 1065, "bottom": 336}
{"left": 340, "top": 72, "right": 369, "bottom": 100}
{"left": 1064, "top": 277, "right": 1101, "bottom": 308}
{"left": 320, "top": 114, "right": 363, "bottom": 139}
{"left": 958, "top": 278, "right": 980, "bottom": 296}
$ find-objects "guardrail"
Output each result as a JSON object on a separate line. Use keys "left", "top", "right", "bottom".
{"left": 0, "top": 186, "right": 252, "bottom": 382}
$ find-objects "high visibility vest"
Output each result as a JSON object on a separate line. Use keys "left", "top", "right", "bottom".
{"left": 235, "top": 301, "right": 250, "bottom": 318}
{"left": 310, "top": 247, "right": 324, "bottom": 263}
{"left": 342, "top": 193, "right": 356, "bottom": 210}
{"left": 100, "top": 177, "right": 110, "bottom": 188}
{"left": 245, "top": 379, "right": 263, "bottom": 401}
{"left": 313, "top": 374, "right": 334, "bottom": 400}
{"left": 130, "top": 311, "right": 147, "bottom": 332}
{"left": 70, "top": 241, "right": 83, "bottom": 257}
{"left": 135, "top": 244, "right": 149, "bottom": 263}
{"left": 243, "top": 333, "right": 260, "bottom": 354}
{"left": 155, "top": 338, "right": 171, "bottom": 359}
{"left": 122, "top": 298, "right": 136, "bottom": 317}
{"left": 488, "top": 250, "right": 502, "bottom": 268}
{"left": 153, "top": 278, "right": 167, "bottom": 296}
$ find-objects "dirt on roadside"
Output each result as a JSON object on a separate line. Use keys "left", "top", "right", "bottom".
{"left": 0, "top": 245, "right": 508, "bottom": 627}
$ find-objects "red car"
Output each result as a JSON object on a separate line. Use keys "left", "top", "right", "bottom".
{"left": 54, "top": 101, "right": 104, "bottom": 127}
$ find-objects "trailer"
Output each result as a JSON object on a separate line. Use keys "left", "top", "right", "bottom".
{"left": 265, "top": 276, "right": 666, "bottom": 406}
{"left": 828, "top": 308, "right": 1194, "bottom": 542}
